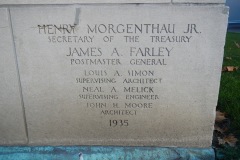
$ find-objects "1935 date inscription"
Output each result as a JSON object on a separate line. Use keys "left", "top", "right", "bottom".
{"left": 110, "top": 120, "right": 129, "bottom": 127}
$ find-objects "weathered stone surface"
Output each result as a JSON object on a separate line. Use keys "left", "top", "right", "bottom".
{"left": 0, "top": 8, "right": 27, "bottom": 145}
{"left": 0, "top": 0, "right": 171, "bottom": 4}
{"left": 0, "top": 0, "right": 227, "bottom": 4}
{"left": 0, "top": 146, "right": 215, "bottom": 160}
{"left": 10, "top": 5, "right": 228, "bottom": 147}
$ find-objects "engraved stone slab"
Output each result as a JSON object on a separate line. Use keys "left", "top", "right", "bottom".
{"left": 11, "top": 4, "right": 228, "bottom": 147}
{"left": 0, "top": 8, "right": 27, "bottom": 145}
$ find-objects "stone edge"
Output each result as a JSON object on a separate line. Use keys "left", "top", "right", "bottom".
{"left": 0, "top": 146, "right": 215, "bottom": 159}
{"left": 0, "top": 0, "right": 226, "bottom": 5}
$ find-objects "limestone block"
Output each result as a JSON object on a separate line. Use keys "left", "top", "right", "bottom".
{"left": 10, "top": 4, "right": 228, "bottom": 147}
{"left": 0, "top": 8, "right": 27, "bottom": 145}
{"left": 0, "top": 0, "right": 171, "bottom": 4}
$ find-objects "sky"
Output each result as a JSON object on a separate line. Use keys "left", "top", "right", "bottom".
{"left": 226, "top": 0, "right": 240, "bottom": 23}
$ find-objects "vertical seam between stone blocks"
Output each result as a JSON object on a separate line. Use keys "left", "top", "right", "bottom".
{"left": 7, "top": 8, "right": 29, "bottom": 144}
